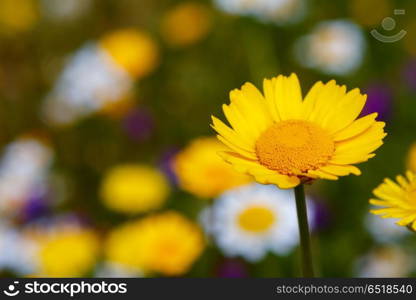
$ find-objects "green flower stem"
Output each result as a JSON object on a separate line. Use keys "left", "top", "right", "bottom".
{"left": 294, "top": 184, "right": 314, "bottom": 277}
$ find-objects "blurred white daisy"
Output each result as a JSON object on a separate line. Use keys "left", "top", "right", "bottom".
{"left": 95, "top": 262, "right": 144, "bottom": 278}
{"left": 40, "top": 0, "right": 92, "bottom": 22}
{"left": 0, "top": 137, "right": 53, "bottom": 217}
{"left": 42, "top": 29, "right": 159, "bottom": 125}
{"left": 201, "top": 184, "right": 314, "bottom": 262}
{"left": 355, "top": 246, "right": 413, "bottom": 277}
{"left": 0, "top": 222, "right": 38, "bottom": 275}
{"left": 294, "top": 20, "right": 365, "bottom": 75}
{"left": 214, "top": 0, "right": 306, "bottom": 25}
{"left": 365, "top": 214, "right": 410, "bottom": 244}
{"left": 42, "top": 43, "right": 133, "bottom": 125}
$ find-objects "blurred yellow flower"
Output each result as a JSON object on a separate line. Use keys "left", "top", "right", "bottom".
{"left": 211, "top": 73, "right": 386, "bottom": 189}
{"left": 161, "top": 2, "right": 212, "bottom": 47}
{"left": 100, "top": 164, "right": 170, "bottom": 214}
{"left": 104, "top": 221, "right": 144, "bottom": 273}
{"left": 99, "top": 28, "right": 159, "bottom": 79}
{"left": 406, "top": 143, "right": 416, "bottom": 173}
{"left": 38, "top": 228, "right": 99, "bottom": 277}
{"left": 173, "top": 137, "right": 252, "bottom": 198}
{"left": 370, "top": 171, "right": 416, "bottom": 230}
{"left": 0, "top": 0, "right": 38, "bottom": 34}
{"left": 105, "top": 211, "right": 204, "bottom": 276}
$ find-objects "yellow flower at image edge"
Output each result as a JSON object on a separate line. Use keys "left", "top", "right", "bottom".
{"left": 0, "top": 0, "right": 38, "bottom": 33}
{"left": 39, "top": 230, "right": 99, "bottom": 277}
{"left": 173, "top": 137, "right": 252, "bottom": 198}
{"left": 370, "top": 171, "right": 416, "bottom": 230}
{"left": 100, "top": 165, "right": 170, "bottom": 214}
{"left": 406, "top": 142, "right": 416, "bottom": 173}
{"left": 161, "top": 2, "right": 212, "bottom": 47}
{"left": 105, "top": 212, "right": 204, "bottom": 276}
{"left": 211, "top": 73, "right": 386, "bottom": 188}
{"left": 100, "top": 28, "right": 159, "bottom": 79}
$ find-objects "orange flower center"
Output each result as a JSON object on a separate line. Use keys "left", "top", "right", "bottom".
{"left": 255, "top": 120, "right": 334, "bottom": 176}
{"left": 238, "top": 206, "right": 275, "bottom": 233}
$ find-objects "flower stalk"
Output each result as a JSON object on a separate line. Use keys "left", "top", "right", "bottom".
{"left": 294, "top": 184, "right": 314, "bottom": 277}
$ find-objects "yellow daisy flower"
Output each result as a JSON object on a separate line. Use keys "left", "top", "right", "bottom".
{"left": 100, "top": 164, "right": 170, "bottom": 214}
{"left": 105, "top": 211, "right": 204, "bottom": 276}
{"left": 173, "top": 137, "right": 253, "bottom": 198}
{"left": 99, "top": 28, "right": 159, "bottom": 79}
{"left": 211, "top": 73, "right": 386, "bottom": 189}
{"left": 0, "top": 0, "right": 38, "bottom": 34}
{"left": 370, "top": 171, "right": 416, "bottom": 230}
{"left": 161, "top": 2, "right": 212, "bottom": 48}
{"left": 406, "top": 142, "right": 416, "bottom": 173}
{"left": 38, "top": 228, "right": 100, "bottom": 277}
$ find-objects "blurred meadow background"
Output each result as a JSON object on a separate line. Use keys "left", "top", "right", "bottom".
{"left": 0, "top": 0, "right": 416, "bottom": 277}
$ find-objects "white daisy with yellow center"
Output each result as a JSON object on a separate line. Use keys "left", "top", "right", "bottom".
{"left": 202, "top": 184, "right": 305, "bottom": 261}
{"left": 0, "top": 137, "right": 53, "bottom": 217}
{"left": 43, "top": 29, "right": 158, "bottom": 125}
{"left": 355, "top": 246, "right": 413, "bottom": 278}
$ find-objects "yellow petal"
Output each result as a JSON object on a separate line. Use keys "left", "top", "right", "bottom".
{"left": 322, "top": 88, "right": 367, "bottom": 134}
{"left": 384, "top": 178, "right": 405, "bottom": 195}
{"left": 301, "top": 81, "right": 324, "bottom": 119}
{"left": 263, "top": 77, "right": 280, "bottom": 122}
{"left": 211, "top": 116, "right": 256, "bottom": 155}
{"left": 273, "top": 74, "right": 303, "bottom": 120}
{"left": 330, "top": 153, "right": 375, "bottom": 165}
{"left": 333, "top": 122, "right": 386, "bottom": 162}
{"left": 253, "top": 172, "right": 300, "bottom": 188}
{"left": 218, "top": 151, "right": 261, "bottom": 171}
{"left": 307, "top": 169, "right": 338, "bottom": 180}
{"left": 396, "top": 175, "right": 410, "bottom": 189}
{"left": 406, "top": 171, "right": 415, "bottom": 182}
{"left": 332, "top": 113, "right": 378, "bottom": 141}
{"left": 319, "top": 164, "right": 361, "bottom": 176}
{"left": 229, "top": 83, "right": 273, "bottom": 138}
{"left": 305, "top": 80, "right": 346, "bottom": 125}
{"left": 372, "top": 184, "right": 406, "bottom": 204}
{"left": 222, "top": 103, "right": 257, "bottom": 145}
{"left": 218, "top": 151, "right": 300, "bottom": 188}
{"left": 396, "top": 215, "right": 416, "bottom": 226}
{"left": 369, "top": 198, "right": 389, "bottom": 206}
{"left": 216, "top": 135, "right": 257, "bottom": 160}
